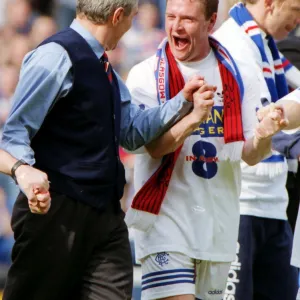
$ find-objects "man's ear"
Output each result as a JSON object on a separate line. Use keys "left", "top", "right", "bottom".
{"left": 111, "top": 7, "right": 125, "bottom": 26}
{"left": 208, "top": 12, "right": 217, "bottom": 33}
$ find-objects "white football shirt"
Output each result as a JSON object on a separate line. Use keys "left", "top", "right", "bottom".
{"left": 126, "top": 49, "right": 259, "bottom": 262}
{"left": 280, "top": 88, "right": 300, "bottom": 268}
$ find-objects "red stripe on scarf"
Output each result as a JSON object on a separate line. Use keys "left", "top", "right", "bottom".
{"left": 282, "top": 59, "right": 290, "bottom": 68}
{"left": 245, "top": 25, "right": 259, "bottom": 33}
{"left": 131, "top": 43, "right": 244, "bottom": 215}
{"left": 274, "top": 64, "right": 283, "bottom": 70}
{"left": 218, "top": 48, "right": 229, "bottom": 60}
{"left": 263, "top": 67, "right": 272, "bottom": 73}
{"left": 219, "top": 61, "right": 244, "bottom": 142}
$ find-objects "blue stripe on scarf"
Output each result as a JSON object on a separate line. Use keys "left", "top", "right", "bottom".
{"left": 230, "top": 2, "right": 289, "bottom": 102}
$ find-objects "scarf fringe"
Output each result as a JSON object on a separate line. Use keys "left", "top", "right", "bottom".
{"left": 254, "top": 162, "right": 287, "bottom": 178}
{"left": 245, "top": 151, "right": 288, "bottom": 178}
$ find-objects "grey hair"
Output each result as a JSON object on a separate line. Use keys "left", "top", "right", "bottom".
{"left": 76, "top": 0, "right": 138, "bottom": 24}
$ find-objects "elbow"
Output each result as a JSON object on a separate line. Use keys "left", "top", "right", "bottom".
{"left": 242, "top": 152, "right": 262, "bottom": 166}
{"left": 244, "top": 158, "right": 259, "bottom": 166}
{"left": 243, "top": 151, "right": 270, "bottom": 166}
{"left": 150, "top": 153, "right": 163, "bottom": 160}
{"left": 146, "top": 149, "right": 164, "bottom": 160}
{"left": 145, "top": 144, "right": 165, "bottom": 159}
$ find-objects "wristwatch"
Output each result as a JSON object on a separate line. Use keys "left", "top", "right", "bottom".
{"left": 11, "top": 159, "right": 28, "bottom": 184}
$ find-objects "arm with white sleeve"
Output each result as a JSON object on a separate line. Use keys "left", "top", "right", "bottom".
{"left": 278, "top": 89, "right": 300, "bottom": 129}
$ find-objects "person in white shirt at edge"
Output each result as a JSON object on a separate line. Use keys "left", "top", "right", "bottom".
{"left": 213, "top": 1, "right": 300, "bottom": 299}
{"left": 260, "top": 87, "right": 300, "bottom": 275}
{"left": 259, "top": 87, "right": 300, "bottom": 278}
{"left": 125, "top": 0, "right": 288, "bottom": 299}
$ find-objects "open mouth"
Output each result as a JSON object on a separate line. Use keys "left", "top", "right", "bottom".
{"left": 173, "top": 36, "right": 189, "bottom": 50}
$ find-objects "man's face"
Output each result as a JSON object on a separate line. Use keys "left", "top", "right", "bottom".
{"left": 165, "top": 0, "right": 215, "bottom": 62}
{"left": 266, "top": 0, "right": 300, "bottom": 40}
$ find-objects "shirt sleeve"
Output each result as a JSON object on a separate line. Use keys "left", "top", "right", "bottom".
{"left": 116, "top": 59, "right": 193, "bottom": 151}
{"left": 280, "top": 88, "right": 300, "bottom": 104}
{"left": 272, "top": 131, "right": 300, "bottom": 159}
{"left": 0, "top": 42, "right": 73, "bottom": 165}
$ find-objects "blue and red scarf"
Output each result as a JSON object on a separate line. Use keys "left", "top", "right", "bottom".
{"left": 230, "top": 2, "right": 290, "bottom": 102}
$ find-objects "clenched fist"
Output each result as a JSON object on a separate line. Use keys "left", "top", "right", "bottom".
{"left": 183, "top": 75, "right": 206, "bottom": 102}
{"left": 257, "top": 103, "right": 288, "bottom": 125}
{"left": 15, "top": 165, "right": 51, "bottom": 214}
{"left": 256, "top": 103, "right": 289, "bottom": 140}
{"left": 190, "top": 84, "right": 216, "bottom": 124}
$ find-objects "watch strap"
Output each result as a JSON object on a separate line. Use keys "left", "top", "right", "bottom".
{"left": 11, "top": 159, "right": 28, "bottom": 184}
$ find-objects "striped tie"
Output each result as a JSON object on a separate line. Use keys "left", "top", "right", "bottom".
{"left": 102, "top": 52, "right": 113, "bottom": 84}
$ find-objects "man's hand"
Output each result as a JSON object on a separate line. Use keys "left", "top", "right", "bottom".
{"left": 190, "top": 84, "right": 216, "bottom": 124}
{"left": 257, "top": 103, "right": 288, "bottom": 124}
{"left": 183, "top": 75, "right": 206, "bottom": 102}
{"left": 255, "top": 104, "right": 289, "bottom": 141}
{"left": 15, "top": 165, "right": 51, "bottom": 214}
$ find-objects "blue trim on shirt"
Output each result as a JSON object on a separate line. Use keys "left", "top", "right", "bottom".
{"left": 142, "top": 268, "right": 194, "bottom": 280}
{"left": 142, "top": 279, "right": 195, "bottom": 291}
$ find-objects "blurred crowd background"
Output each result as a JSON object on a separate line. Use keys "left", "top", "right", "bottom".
{"left": 0, "top": 0, "right": 299, "bottom": 298}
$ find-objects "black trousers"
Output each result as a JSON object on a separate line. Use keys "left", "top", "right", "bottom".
{"left": 3, "top": 191, "right": 133, "bottom": 300}
{"left": 286, "top": 171, "right": 300, "bottom": 233}
{"left": 228, "top": 216, "right": 298, "bottom": 300}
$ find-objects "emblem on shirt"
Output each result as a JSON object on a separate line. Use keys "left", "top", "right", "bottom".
{"left": 216, "top": 90, "right": 224, "bottom": 103}
{"left": 155, "top": 252, "right": 170, "bottom": 267}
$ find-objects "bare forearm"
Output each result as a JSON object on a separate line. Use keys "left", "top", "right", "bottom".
{"left": 146, "top": 114, "right": 201, "bottom": 159}
{"left": 277, "top": 100, "right": 300, "bottom": 130}
{"left": 242, "top": 135, "right": 272, "bottom": 166}
{"left": 0, "top": 149, "right": 18, "bottom": 175}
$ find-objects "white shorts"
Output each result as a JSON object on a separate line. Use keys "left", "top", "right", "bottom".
{"left": 140, "top": 252, "right": 231, "bottom": 300}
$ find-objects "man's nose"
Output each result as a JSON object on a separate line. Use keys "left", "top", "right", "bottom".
{"left": 173, "top": 18, "right": 183, "bottom": 31}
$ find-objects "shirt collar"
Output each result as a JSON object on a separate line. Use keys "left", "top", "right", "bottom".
{"left": 70, "top": 19, "right": 105, "bottom": 59}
